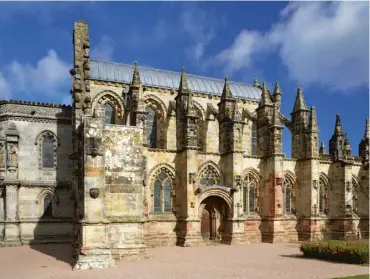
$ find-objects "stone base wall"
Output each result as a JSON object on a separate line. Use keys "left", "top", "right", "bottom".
{"left": 144, "top": 220, "right": 178, "bottom": 247}
{"left": 243, "top": 218, "right": 263, "bottom": 243}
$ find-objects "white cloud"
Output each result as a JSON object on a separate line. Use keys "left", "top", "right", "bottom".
{"left": 213, "top": 2, "right": 369, "bottom": 92}
{"left": 0, "top": 73, "right": 11, "bottom": 99}
{"left": 7, "top": 50, "right": 70, "bottom": 93}
{"left": 215, "top": 30, "right": 266, "bottom": 74}
{"left": 1, "top": 50, "right": 71, "bottom": 101}
{"left": 180, "top": 3, "right": 219, "bottom": 62}
{"left": 91, "top": 35, "right": 114, "bottom": 61}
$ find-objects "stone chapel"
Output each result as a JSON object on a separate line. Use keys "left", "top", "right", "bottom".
{"left": 0, "top": 20, "right": 368, "bottom": 269}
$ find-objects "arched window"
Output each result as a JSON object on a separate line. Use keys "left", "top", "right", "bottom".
{"left": 199, "top": 164, "right": 220, "bottom": 187}
{"left": 243, "top": 173, "right": 259, "bottom": 214}
{"left": 251, "top": 122, "right": 257, "bottom": 155}
{"left": 152, "top": 171, "right": 172, "bottom": 213}
{"left": 42, "top": 136, "right": 54, "bottom": 168}
{"left": 352, "top": 177, "right": 359, "bottom": 214}
{"left": 36, "top": 131, "right": 58, "bottom": 170}
{"left": 318, "top": 178, "right": 328, "bottom": 214}
{"left": 43, "top": 195, "right": 53, "bottom": 217}
{"left": 103, "top": 103, "right": 115, "bottom": 124}
{"left": 146, "top": 107, "right": 157, "bottom": 148}
{"left": 284, "top": 177, "right": 293, "bottom": 214}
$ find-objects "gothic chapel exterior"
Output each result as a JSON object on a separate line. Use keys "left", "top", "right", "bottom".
{"left": 0, "top": 21, "right": 368, "bottom": 269}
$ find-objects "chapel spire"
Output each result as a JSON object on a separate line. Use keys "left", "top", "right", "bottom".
{"left": 334, "top": 114, "right": 343, "bottom": 136}
{"left": 179, "top": 66, "right": 189, "bottom": 93}
{"left": 319, "top": 141, "right": 326, "bottom": 154}
{"left": 221, "top": 76, "right": 232, "bottom": 99}
{"left": 132, "top": 61, "right": 141, "bottom": 87}
{"left": 259, "top": 82, "right": 272, "bottom": 107}
{"left": 293, "top": 88, "right": 308, "bottom": 112}
{"left": 308, "top": 106, "right": 318, "bottom": 132}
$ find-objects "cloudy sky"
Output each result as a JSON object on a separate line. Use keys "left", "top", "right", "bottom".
{"left": 0, "top": 1, "right": 368, "bottom": 156}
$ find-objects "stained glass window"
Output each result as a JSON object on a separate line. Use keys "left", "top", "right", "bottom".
{"left": 146, "top": 107, "right": 157, "bottom": 148}
{"left": 43, "top": 195, "right": 52, "bottom": 217}
{"left": 251, "top": 122, "right": 257, "bottom": 155}
{"left": 249, "top": 183, "right": 255, "bottom": 213}
{"left": 103, "top": 103, "right": 115, "bottom": 124}
{"left": 42, "top": 137, "right": 54, "bottom": 168}
{"left": 285, "top": 181, "right": 291, "bottom": 214}
{"left": 153, "top": 180, "right": 161, "bottom": 212}
{"left": 164, "top": 180, "right": 172, "bottom": 212}
{"left": 152, "top": 171, "right": 172, "bottom": 213}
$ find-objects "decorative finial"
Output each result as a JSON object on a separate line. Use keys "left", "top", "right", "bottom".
{"left": 274, "top": 81, "right": 281, "bottom": 95}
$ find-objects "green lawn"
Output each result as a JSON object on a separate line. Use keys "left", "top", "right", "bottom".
{"left": 331, "top": 275, "right": 369, "bottom": 279}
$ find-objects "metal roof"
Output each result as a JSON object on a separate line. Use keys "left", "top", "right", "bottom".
{"left": 90, "top": 60, "right": 261, "bottom": 100}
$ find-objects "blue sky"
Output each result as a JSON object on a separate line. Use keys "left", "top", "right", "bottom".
{"left": 0, "top": 1, "right": 368, "bottom": 157}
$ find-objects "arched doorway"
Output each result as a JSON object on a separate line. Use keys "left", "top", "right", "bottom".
{"left": 199, "top": 196, "right": 230, "bottom": 243}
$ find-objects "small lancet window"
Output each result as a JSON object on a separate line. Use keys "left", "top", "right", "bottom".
{"left": 43, "top": 195, "right": 53, "bottom": 217}
{"left": 251, "top": 122, "right": 257, "bottom": 155}
{"left": 146, "top": 107, "right": 157, "bottom": 148}
{"left": 103, "top": 103, "right": 115, "bottom": 124}
{"left": 285, "top": 181, "right": 292, "bottom": 214}
{"left": 42, "top": 136, "right": 54, "bottom": 168}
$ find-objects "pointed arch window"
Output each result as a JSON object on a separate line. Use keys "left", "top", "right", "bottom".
{"left": 251, "top": 122, "right": 257, "bottom": 155}
{"left": 284, "top": 177, "right": 294, "bottom": 214}
{"left": 318, "top": 178, "right": 328, "bottom": 214}
{"left": 103, "top": 103, "right": 115, "bottom": 124}
{"left": 146, "top": 107, "right": 157, "bottom": 148}
{"left": 243, "top": 174, "right": 259, "bottom": 214}
{"left": 152, "top": 171, "right": 172, "bottom": 213}
{"left": 352, "top": 178, "right": 359, "bottom": 214}
{"left": 43, "top": 195, "right": 53, "bottom": 217}
{"left": 42, "top": 136, "right": 54, "bottom": 168}
{"left": 36, "top": 131, "right": 58, "bottom": 170}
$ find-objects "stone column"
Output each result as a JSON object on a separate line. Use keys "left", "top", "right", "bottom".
{"left": 4, "top": 183, "right": 20, "bottom": 242}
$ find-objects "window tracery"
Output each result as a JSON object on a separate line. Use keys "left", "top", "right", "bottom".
{"left": 284, "top": 175, "right": 295, "bottom": 215}
{"left": 152, "top": 171, "right": 173, "bottom": 213}
{"left": 242, "top": 173, "right": 259, "bottom": 214}
{"left": 199, "top": 164, "right": 220, "bottom": 187}
{"left": 318, "top": 177, "right": 329, "bottom": 214}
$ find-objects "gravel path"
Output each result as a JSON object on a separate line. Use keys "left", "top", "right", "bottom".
{"left": 0, "top": 243, "right": 368, "bottom": 279}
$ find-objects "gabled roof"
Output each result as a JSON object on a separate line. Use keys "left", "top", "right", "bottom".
{"left": 90, "top": 60, "right": 262, "bottom": 101}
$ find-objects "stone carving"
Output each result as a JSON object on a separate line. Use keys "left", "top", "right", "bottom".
{"left": 346, "top": 181, "right": 352, "bottom": 192}
{"left": 7, "top": 143, "right": 18, "bottom": 168}
{"left": 233, "top": 175, "right": 242, "bottom": 191}
{"left": 312, "top": 180, "right": 318, "bottom": 189}
{"left": 0, "top": 142, "right": 5, "bottom": 168}
{"left": 89, "top": 188, "right": 100, "bottom": 199}
{"left": 85, "top": 137, "right": 103, "bottom": 156}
